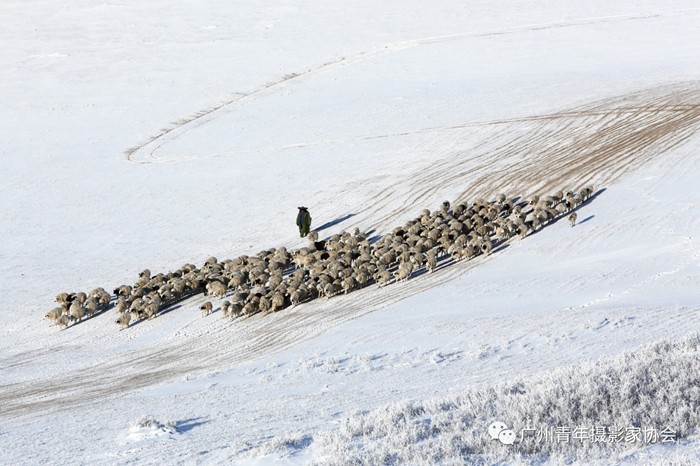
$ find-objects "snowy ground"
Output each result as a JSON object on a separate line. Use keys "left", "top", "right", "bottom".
{"left": 1, "top": 0, "right": 699, "bottom": 464}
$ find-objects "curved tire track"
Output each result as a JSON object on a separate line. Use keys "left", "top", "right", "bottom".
{"left": 124, "top": 7, "right": 700, "bottom": 164}
{"left": 4, "top": 85, "right": 700, "bottom": 421}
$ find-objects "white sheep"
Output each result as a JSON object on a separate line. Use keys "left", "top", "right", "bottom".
{"left": 144, "top": 303, "right": 159, "bottom": 320}
{"left": 270, "top": 293, "right": 286, "bottom": 312}
{"left": 45, "top": 307, "right": 64, "bottom": 323}
{"left": 290, "top": 287, "right": 307, "bottom": 306}
{"left": 116, "top": 312, "right": 131, "bottom": 330}
{"left": 259, "top": 296, "right": 272, "bottom": 313}
{"left": 85, "top": 297, "right": 101, "bottom": 314}
{"left": 69, "top": 302, "right": 86, "bottom": 323}
{"left": 115, "top": 298, "right": 128, "bottom": 314}
{"left": 568, "top": 212, "right": 577, "bottom": 227}
{"left": 229, "top": 302, "right": 244, "bottom": 318}
{"left": 555, "top": 203, "right": 569, "bottom": 215}
{"left": 57, "top": 314, "right": 71, "bottom": 329}
{"left": 221, "top": 300, "right": 232, "bottom": 318}
{"left": 341, "top": 276, "right": 356, "bottom": 294}
{"left": 323, "top": 282, "right": 339, "bottom": 299}
{"left": 426, "top": 254, "right": 438, "bottom": 273}
{"left": 200, "top": 301, "right": 213, "bottom": 316}
{"left": 71, "top": 292, "right": 87, "bottom": 305}
{"left": 461, "top": 245, "right": 476, "bottom": 261}
{"left": 393, "top": 262, "right": 414, "bottom": 282}
{"left": 115, "top": 285, "right": 132, "bottom": 297}
{"left": 205, "top": 280, "right": 227, "bottom": 298}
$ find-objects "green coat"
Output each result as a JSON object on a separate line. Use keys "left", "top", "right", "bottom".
{"left": 296, "top": 210, "right": 311, "bottom": 229}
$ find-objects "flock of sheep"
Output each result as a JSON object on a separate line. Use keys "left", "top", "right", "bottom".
{"left": 44, "top": 187, "right": 593, "bottom": 330}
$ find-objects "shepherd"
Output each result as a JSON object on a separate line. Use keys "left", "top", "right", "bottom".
{"left": 296, "top": 206, "right": 312, "bottom": 237}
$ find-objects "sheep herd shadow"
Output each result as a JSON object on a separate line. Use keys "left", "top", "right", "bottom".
{"left": 315, "top": 213, "right": 357, "bottom": 232}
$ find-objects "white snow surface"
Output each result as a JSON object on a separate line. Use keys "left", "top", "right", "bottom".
{"left": 1, "top": 0, "right": 700, "bottom": 464}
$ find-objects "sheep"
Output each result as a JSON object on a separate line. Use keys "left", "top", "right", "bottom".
{"left": 323, "top": 282, "right": 339, "bottom": 299}
{"left": 45, "top": 307, "right": 64, "bottom": 323}
{"left": 461, "top": 245, "right": 476, "bottom": 261}
{"left": 69, "top": 302, "right": 86, "bottom": 323}
{"left": 115, "top": 285, "right": 132, "bottom": 297}
{"left": 426, "top": 253, "right": 438, "bottom": 273}
{"left": 219, "top": 300, "right": 231, "bottom": 318}
{"left": 129, "top": 298, "right": 146, "bottom": 320}
{"left": 89, "top": 287, "right": 106, "bottom": 299}
{"left": 448, "top": 243, "right": 464, "bottom": 262}
{"left": 130, "top": 308, "right": 145, "bottom": 322}
{"left": 96, "top": 290, "right": 111, "bottom": 307}
{"left": 147, "top": 292, "right": 162, "bottom": 308}
{"left": 144, "top": 303, "right": 159, "bottom": 320}
{"left": 241, "top": 302, "right": 257, "bottom": 317}
{"left": 205, "top": 280, "right": 227, "bottom": 298}
{"left": 181, "top": 263, "right": 197, "bottom": 273}
{"left": 55, "top": 292, "right": 71, "bottom": 304}
{"left": 71, "top": 291, "right": 87, "bottom": 305}
{"left": 290, "top": 287, "right": 307, "bottom": 306}
{"left": 568, "top": 212, "right": 577, "bottom": 227}
{"left": 115, "top": 298, "right": 128, "bottom": 314}
{"left": 580, "top": 186, "right": 594, "bottom": 200}
{"left": 495, "top": 225, "right": 510, "bottom": 241}
{"left": 200, "top": 301, "right": 213, "bottom": 317}
{"left": 116, "top": 312, "right": 131, "bottom": 330}
{"left": 83, "top": 297, "right": 100, "bottom": 316}
{"left": 254, "top": 272, "right": 270, "bottom": 286}
{"left": 57, "top": 314, "right": 71, "bottom": 329}
{"left": 514, "top": 221, "right": 528, "bottom": 238}
{"left": 393, "top": 262, "right": 414, "bottom": 283}
{"left": 228, "top": 272, "right": 247, "bottom": 290}
{"left": 341, "top": 276, "right": 356, "bottom": 294}
{"left": 258, "top": 296, "right": 272, "bottom": 314}
{"left": 228, "top": 302, "right": 244, "bottom": 318}
{"left": 270, "top": 293, "right": 286, "bottom": 312}
{"left": 293, "top": 252, "right": 316, "bottom": 269}
{"left": 129, "top": 297, "right": 146, "bottom": 312}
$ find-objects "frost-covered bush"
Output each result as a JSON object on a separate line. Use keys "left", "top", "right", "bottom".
{"left": 128, "top": 416, "right": 177, "bottom": 439}
{"left": 308, "top": 334, "right": 700, "bottom": 465}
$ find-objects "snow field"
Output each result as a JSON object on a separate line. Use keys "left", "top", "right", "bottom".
{"left": 1, "top": 0, "right": 700, "bottom": 464}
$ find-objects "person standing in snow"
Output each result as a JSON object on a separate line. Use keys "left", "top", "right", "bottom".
{"left": 296, "top": 206, "right": 312, "bottom": 237}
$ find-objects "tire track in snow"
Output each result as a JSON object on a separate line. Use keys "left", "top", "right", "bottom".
{"left": 4, "top": 86, "right": 700, "bottom": 420}
{"left": 353, "top": 84, "right": 700, "bottom": 233}
{"left": 124, "top": 7, "right": 700, "bottom": 164}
